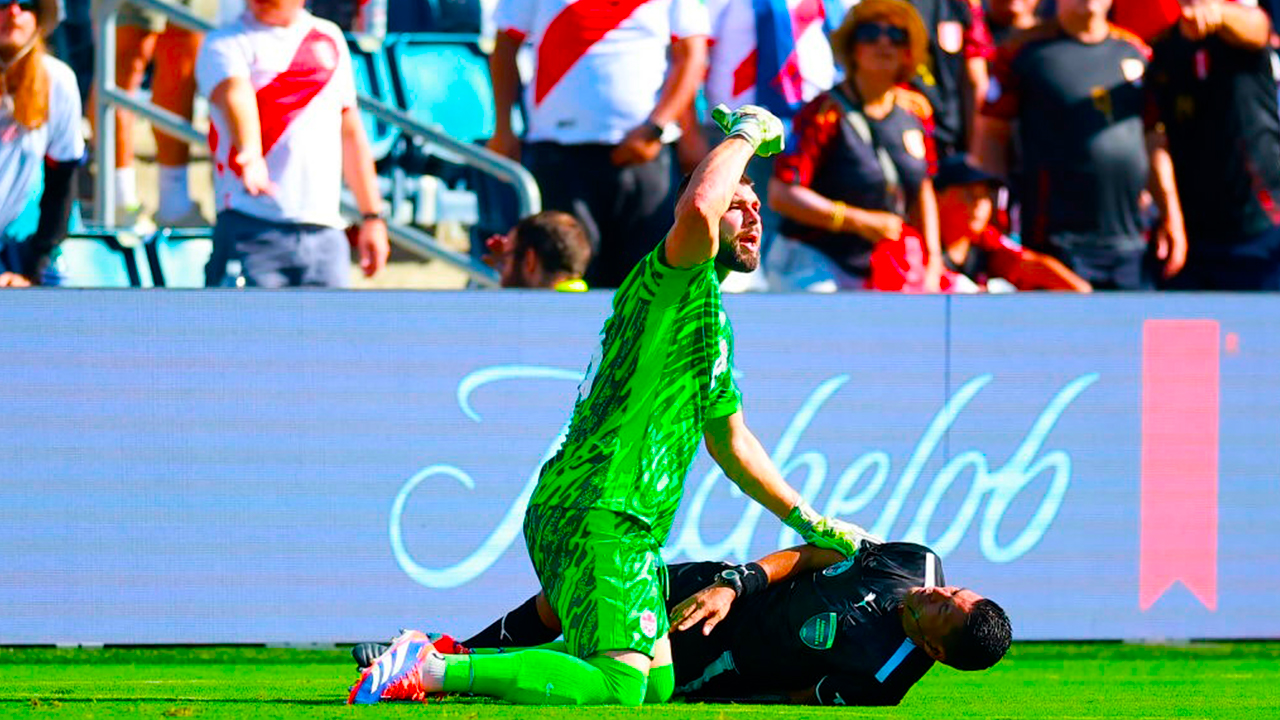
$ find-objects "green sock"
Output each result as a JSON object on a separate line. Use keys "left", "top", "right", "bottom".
{"left": 467, "top": 640, "right": 567, "bottom": 656}
{"left": 644, "top": 662, "right": 674, "bottom": 704}
{"left": 443, "top": 650, "right": 647, "bottom": 705}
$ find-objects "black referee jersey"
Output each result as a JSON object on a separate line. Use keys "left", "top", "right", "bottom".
{"left": 667, "top": 542, "right": 945, "bottom": 706}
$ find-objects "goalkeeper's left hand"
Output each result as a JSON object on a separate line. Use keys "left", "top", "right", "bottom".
{"left": 783, "top": 500, "right": 884, "bottom": 558}
{"left": 711, "top": 104, "right": 785, "bottom": 157}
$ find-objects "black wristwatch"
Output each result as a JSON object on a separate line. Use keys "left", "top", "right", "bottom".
{"left": 714, "top": 567, "right": 745, "bottom": 598}
{"left": 361, "top": 208, "right": 388, "bottom": 223}
{"left": 645, "top": 120, "right": 683, "bottom": 145}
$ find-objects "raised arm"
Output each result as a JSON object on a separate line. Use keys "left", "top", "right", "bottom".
{"left": 666, "top": 106, "right": 784, "bottom": 268}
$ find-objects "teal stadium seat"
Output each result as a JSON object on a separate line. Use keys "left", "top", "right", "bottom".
{"left": 347, "top": 35, "right": 402, "bottom": 161}
{"left": 56, "top": 230, "right": 154, "bottom": 288}
{"left": 387, "top": 0, "right": 482, "bottom": 34}
{"left": 145, "top": 228, "right": 214, "bottom": 288}
{"left": 388, "top": 34, "right": 495, "bottom": 144}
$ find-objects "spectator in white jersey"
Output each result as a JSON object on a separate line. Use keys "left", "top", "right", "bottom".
{"left": 196, "top": 0, "right": 389, "bottom": 288}
{"left": 0, "top": 0, "right": 82, "bottom": 287}
{"left": 487, "top": 0, "right": 709, "bottom": 289}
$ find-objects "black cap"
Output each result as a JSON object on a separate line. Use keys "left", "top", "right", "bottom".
{"left": 933, "top": 155, "right": 1003, "bottom": 192}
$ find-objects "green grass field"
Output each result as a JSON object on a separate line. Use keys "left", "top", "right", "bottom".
{"left": 1, "top": 643, "right": 1277, "bottom": 719}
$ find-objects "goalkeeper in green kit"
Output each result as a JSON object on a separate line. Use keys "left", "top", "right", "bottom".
{"left": 348, "top": 105, "right": 880, "bottom": 706}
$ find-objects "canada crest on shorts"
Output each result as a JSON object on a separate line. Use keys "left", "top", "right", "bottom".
{"left": 640, "top": 610, "right": 658, "bottom": 638}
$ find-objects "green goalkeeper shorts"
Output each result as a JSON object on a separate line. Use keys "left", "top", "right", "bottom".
{"left": 523, "top": 504, "right": 669, "bottom": 659}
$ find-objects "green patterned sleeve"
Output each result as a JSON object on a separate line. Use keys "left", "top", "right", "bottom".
{"left": 706, "top": 316, "right": 742, "bottom": 420}
{"left": 706, "top": 370, "right": 742, "bottom": 421}
{"left": 633, "top": 241, "right": 714, "bottom": 308}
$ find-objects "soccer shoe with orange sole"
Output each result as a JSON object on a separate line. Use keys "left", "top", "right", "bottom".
{"left": 346, "top": 629, "right": 440, "bottom": 704}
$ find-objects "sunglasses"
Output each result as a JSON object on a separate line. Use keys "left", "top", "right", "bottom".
{"left": 853, "top": 22, "right": 910, "bottom": 47}
{"left": 4, "top": 0, "right": 39, "bottom": 12}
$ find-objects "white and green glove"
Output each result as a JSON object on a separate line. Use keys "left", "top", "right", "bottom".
{"left": 784, "top": 500, "right": 884, "bottom": 558}
{"left": 711, "top": 103, "right": 785, "bottom": 157}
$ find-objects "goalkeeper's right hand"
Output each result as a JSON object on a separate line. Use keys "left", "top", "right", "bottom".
{"left": 711, "top": 104, "right": 785, "bottom": 158}
{"left": 783, "top": 500, "right": 884, "bottom": 558}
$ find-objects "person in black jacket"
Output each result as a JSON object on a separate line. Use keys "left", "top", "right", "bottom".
{"left": 1146, "top": 0, "right": 1280, "bottom": 289}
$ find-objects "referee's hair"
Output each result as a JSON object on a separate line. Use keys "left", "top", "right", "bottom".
{"left": 512, "top": 211, "right": 592, "bottom": 278}
{"left": 675, "top": 171, "right": 755, "bottom": 204}
{"left": 946, "top": 598, "right": 1012, "bottom": 671}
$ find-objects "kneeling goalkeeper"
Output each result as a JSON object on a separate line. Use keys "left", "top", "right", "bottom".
{"left": 349, "top": 105, "right": 883, "bottom": 706}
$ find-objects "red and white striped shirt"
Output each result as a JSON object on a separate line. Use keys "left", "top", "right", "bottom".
{"left": 494, "top": 0, "right": 710, "bottom": 144}
{"left": 196, "top": 11, "right": 356, "bottom": 227}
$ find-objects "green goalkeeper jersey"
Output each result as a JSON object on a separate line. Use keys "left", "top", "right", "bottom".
{"left": 529, "top": 242, "right": 742, "bottom": 544}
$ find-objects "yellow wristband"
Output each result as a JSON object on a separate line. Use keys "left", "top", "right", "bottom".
{"left": 830, "top": 201, "right": 847, "bottom": 232}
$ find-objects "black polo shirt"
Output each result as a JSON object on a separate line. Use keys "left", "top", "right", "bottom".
{"left": 984, "top": 22, "right": 1153, "bottom": 249}
{"left": 1147, "top": 28, "right": 1280, "bottom": 244}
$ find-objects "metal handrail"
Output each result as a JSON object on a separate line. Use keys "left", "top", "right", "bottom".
{"left": 90, "top": 0, "right": 541, "bottom": 286}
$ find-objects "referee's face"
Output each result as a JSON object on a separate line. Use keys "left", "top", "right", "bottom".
{"left": 716, "top": 183, "right": 763, "bottom": 273}
{"left": 903, "top": 585, "right": 982, "bottom": 661}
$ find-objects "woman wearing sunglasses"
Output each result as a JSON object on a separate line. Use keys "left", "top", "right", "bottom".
{"left": 766, "top": 0, "right": 943, "bottom": 292}
{"left": 0, "top": 0, "right": 82, "bottom": 287}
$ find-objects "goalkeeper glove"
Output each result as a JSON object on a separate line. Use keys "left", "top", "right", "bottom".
{"left": 783, "top": 500, "right": 884, "bottom": 558}
{"left": 711, "top": 103, "right": 785, "bottom": 158}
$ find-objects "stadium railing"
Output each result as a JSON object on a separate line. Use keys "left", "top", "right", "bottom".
{"left": 90, "top": 0, "right": 542, "bottom": 287}
{"left": 58, "top": 230, "right": 155, "bottom": 288}
{"left": 145, "top": 228, "right": 215, "bottom": 288}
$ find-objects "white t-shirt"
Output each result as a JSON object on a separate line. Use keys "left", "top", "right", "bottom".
{"left": 0, "top": 55, "right": 84, "bottom": 234}
{"left": 704, "top": 0, "right": 835, "bottom": 112}
{"left": 494, "top": 0, "right": 710, "bottom": 144}
{"left": 196, "top": 11, "right": 356, "bottom": 227}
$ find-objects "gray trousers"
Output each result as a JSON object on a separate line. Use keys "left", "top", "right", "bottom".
{"left": 207, "top": 210, "right": 351, "bottom": 288}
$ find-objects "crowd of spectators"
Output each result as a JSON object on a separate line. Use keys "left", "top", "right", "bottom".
{"left": 1, "top": 0, "right": 1279, "bottom": 291}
